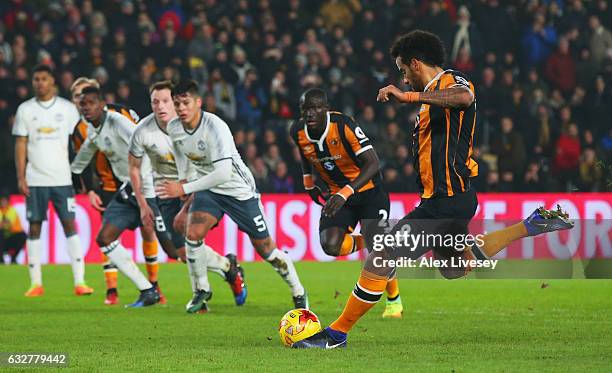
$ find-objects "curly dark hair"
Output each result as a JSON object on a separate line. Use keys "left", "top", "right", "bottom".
{"left": 389, "top": 30, "right": 446, "bottom": 67}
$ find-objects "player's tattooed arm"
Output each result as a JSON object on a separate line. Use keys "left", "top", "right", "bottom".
{"left": 414, "top": 87, "right": 474, "bottom": 109}
{"left": 377, "top": 84, "right": 473, "bottom": 108}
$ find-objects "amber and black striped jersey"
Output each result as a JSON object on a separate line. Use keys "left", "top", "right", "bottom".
{"left": 291, "top": 111, "right": 381, "bottom": 194}
{"left": 71, "top": 103, "right": 139, "bottom": 192}
{"left": 413, "top": 69, "right": 478, "bottom": 198}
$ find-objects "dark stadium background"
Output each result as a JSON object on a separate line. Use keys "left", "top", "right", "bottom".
{"left": 0, "top": 0, "right": 610, "bottom": 195}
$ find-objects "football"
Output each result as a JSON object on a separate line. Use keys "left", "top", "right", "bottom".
{"left": 278, "top": 308, "right": 322, "bottom": 346}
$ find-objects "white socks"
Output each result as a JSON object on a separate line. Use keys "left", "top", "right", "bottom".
{"left": 205, "top": 245, "right": 230, "bottom": 275}
{"left": 101, "top": 241, "right": 151, "bottom": 291}
{"left": 26, "top": 239, "right": 42, "bottom": 286}
{"left": 266, "top": 249, "right": 304, "bottom": 297}
{"left": 66, "top": 235, "right": 85, "bottom": 285}
{"left": 186, "top": 239, "right": 210, "bottom": 292}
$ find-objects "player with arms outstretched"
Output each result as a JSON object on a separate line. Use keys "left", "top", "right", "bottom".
{"left": 13, "top": 65, "right": 93, "bottom": 297}
{"left": 128, "top": 80, "right": 247, "bottom": 313}
{"left": 294, "top": 30, "right": 574, "bottom": 349}
{"left": 156, "top": 80, "right": 308, "bottom": 312}
{"left": 291, "top": 88, "right": 403, "bottom": 318}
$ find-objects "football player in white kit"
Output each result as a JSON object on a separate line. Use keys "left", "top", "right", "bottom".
{"left": 13, "top": 64, "right": 93, "bottom": 297}
{"left": 128, "top": 80, "right": 247, "bottom": 313}
{"left": 71, "top": 86, "right": 173, "bottom": 307}
{"left": 157, "top": 80, "right": 308, "bottom": 311}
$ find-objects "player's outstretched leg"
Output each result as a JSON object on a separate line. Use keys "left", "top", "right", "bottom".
{"left": 253, "top": 237, "right": 308, "bottom": 308}
{"left": 470, "top": 205, "right": 574, "bottom": 261}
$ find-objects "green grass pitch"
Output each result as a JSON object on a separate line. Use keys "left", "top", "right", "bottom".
{"left": 1, "top": 262, "right": 611, "bottom": 372}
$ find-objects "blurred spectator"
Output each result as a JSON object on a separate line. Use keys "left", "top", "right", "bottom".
{"left": 522, "top": 14, "right": 558, "bottom": 69}
{"left": 0, "top": 193, "right": 25, "bottom": 264}
{"left": 545, "top": 37, "right": 576, "bottom": 95}
{"left": 210, "top": 67, "right": 237, "bottom": 122}
{"left": 236, "top": 68, "right": 267, "bottom": 132}
{"left": 588, "top": 15, "right": 612, "bottom": 69}
{"left": 553, "top": 123, "right": 581, "bottom": 190}
{"left": 297, "top": 29, "right": 331, "bottom": 68}
{"left": 271, "top": 162, "right": 295, "bottom": 193}
{"left": 319, "top": 0, "right": 362, "bottom": 31}
{"left": 449, "top": 6, "right": 483, "bottom": 68}
{"left": 251, "top": 157, "right": 272, "bottom": 192}
{"left": 578, "top": 148, "right": 603, "bottom": 191}
{"left": 492, "top": 117, "right": 526, "bottom": 184}
{"left": 522, "top": 161, "right": 548, "bottom": 193}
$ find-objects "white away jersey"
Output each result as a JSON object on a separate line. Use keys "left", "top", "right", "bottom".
{"left": 129, "top": 113, "right": 181, "bottom": 186}
{"left": 12, "top": 96, "right": 80, "bottom": 186}
{"left": 71, "top": 110, "right": 155, "bottom": 198}
{"left": 167, "top": 111, "right": 257, "bottom": 200}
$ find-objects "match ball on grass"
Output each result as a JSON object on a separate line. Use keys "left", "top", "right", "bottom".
{"left": 278, "top": 308, "right": 322, "bottom": 346}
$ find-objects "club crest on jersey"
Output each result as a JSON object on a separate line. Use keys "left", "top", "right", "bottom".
{"left": 104, "top": 137, "right": 112, "bottom": 147}
{"left": 197, "top": 140, "right": 206, "bottom": 151}
{"left": 330, "top": 138, "right": 339, "bottom": 146}
{"left": 304, "top": 145, "right": 313, "bottom": 152}
{"left": 176, "top": 140, "right": 183, "bottom": 147}
{"left": 323, "top": 161, "right": 335, "bottom": 171}
{"left": 54, "top": 113, "right": 64, "bottom": 122}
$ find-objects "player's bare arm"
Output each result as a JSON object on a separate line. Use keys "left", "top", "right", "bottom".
{"left": 128, "top": 153, "right": 154, "bottom": 229}
{"left": 14, "top": 136, "right": 29, "bottom": 197}
{"left": 173, "top": 191, "right": 193, "bottom": 234}
{"left": 299, "top": 152, "right": 327, "bottom": 206}
{"left": 377, "top": 84, "right": 473, "bottom": 109}
{"left": 323, "top": 148, "right": 380, "bottom": 218}
{"left": 156, "top": 158, "right": 232, "bottom": 199}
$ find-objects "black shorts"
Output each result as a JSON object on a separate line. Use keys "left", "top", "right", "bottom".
{"left": 319, "top": 187, "right": 390, "bottom": 234}
{"left": 99, "top": 190, "right": 116, "bottom": 209}
{"left": 395, "top": 188, "right": 478, "bottom": 261}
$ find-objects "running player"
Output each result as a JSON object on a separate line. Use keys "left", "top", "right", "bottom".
{"left": 291, "top": 88, "right": 403, "bottom": 318}
{"left": 294, "top": 30, "right": 574, "bottom": 349}
{"left": 156, "top": 80, "right": 307, "bottom": 312}
{"left": 13, "top": 65, "right": 93, "bottom": 297}
{"left": 71, "top": 86, "right": 173, "bottom": 307}
{"left": 128, "top": 80, "right": 247, "bottom": 313}
{"left": 70, "top": 77, "right": 162, "bottom": 305}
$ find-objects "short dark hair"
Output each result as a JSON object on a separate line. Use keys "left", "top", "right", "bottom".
{"left": 32, "top": 64, "right": 54, "bottom": 77}
{"left": 81, "top": 86, "right": 103, "bottom": 99}
{"left": 390, "top": 30, "right": 445, "bottom": 67}
{"left": 171, "top": 80, "right": 199, "bottom": 97}
{"left": 149, "top": 80, "right": 174, "bottom": 95}
{"left": 301, "top": 87, "right": 328, "bottom": 105}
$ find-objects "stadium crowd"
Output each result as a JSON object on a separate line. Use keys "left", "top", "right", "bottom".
{"left": 0, "top": 0, "right": 611, "bottom": 194}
